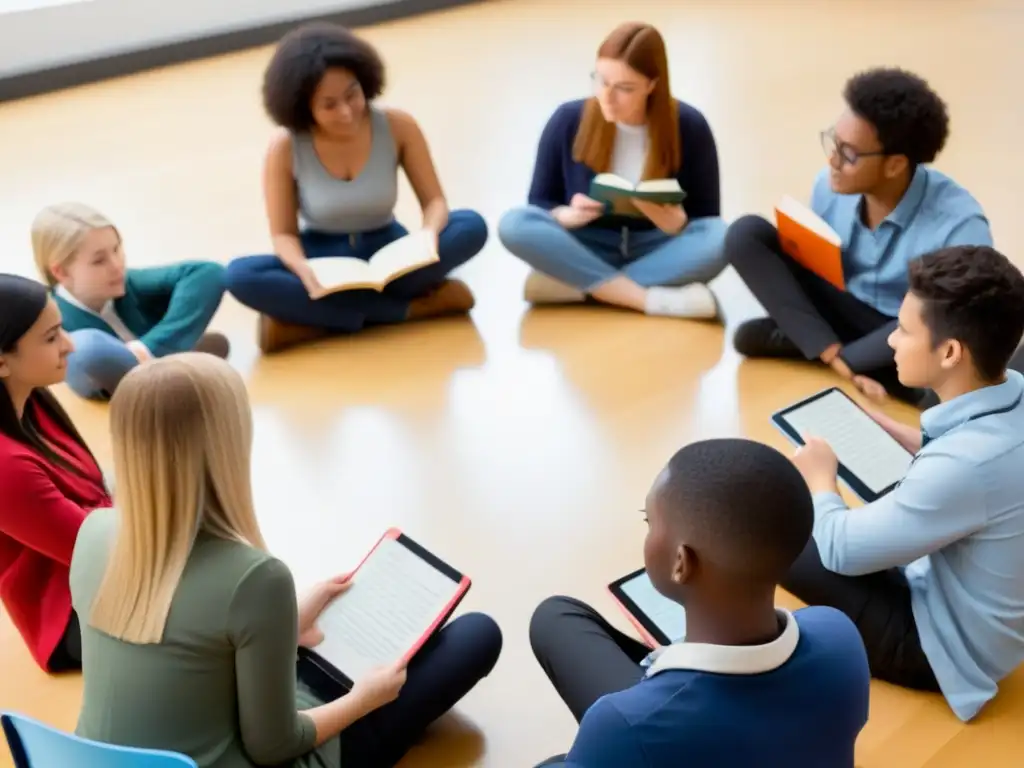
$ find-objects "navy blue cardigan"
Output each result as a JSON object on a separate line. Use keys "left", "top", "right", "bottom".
{"left": 525, "top": 98, "right": 722, "bottom": 230}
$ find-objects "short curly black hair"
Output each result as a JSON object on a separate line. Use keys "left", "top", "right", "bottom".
{"left": 262, "top": 22, "right": 385, "bottom": 132}
{"left": 909, "top": 246, "right": 1024, "bottom": 381}
{"left": 843, "top": 67, "right": 949, "bottom": 166}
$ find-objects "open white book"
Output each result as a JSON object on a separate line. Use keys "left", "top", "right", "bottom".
{"left": 306, "top": 229, "right": 438, "bottom": 299}
{"left": 589, "top": 174, "right": 686, "bottom": 204}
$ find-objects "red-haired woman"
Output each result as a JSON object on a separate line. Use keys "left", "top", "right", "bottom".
{"left": 499, "top": 22, "right": 726, "bottom": 318}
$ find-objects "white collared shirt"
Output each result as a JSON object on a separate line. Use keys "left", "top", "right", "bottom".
{"left": 642, "top": 609, "right": 800, "bottom": 677}
{"left": 56, "top": 285, "right": 137, "bottom": 342}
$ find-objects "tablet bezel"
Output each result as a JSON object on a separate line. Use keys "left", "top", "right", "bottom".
{"left": 770, "top": 386, "right": 912, "bottom": 503}
{"left": 607, "top": 567, "right": 680, "bottom": 649}
{"left": 300, "top": 527, "right": 471, "bottom": 692}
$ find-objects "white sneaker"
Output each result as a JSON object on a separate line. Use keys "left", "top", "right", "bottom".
{"left": 644, "top": 284, "right": 720, "bottom": 319}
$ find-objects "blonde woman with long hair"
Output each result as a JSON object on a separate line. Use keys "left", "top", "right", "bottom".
{"left": 69, "top": 354, "right": 502, "bottom": 768}
{"left": 31, "top": 202, "right": 229, "bottom": 400}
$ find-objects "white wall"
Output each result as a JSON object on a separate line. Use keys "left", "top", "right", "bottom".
{"left": 0, "top": 0, "right": 387, "bottom": 78}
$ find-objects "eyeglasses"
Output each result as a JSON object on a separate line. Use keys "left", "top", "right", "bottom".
{"left": 590, "top": 71, "right": 642, "bottom": 97}
{"left": 820, "top": 128, "right": 886, "bottom": 168}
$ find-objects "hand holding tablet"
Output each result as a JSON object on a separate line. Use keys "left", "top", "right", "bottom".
{"left": 300, "top": 528, "right": 472, "bottom": 693}
{"left": 772, "top": 387, "right": 915, "bottom": 502}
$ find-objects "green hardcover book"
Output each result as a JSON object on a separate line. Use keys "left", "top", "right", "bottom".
{"left": 589, "top": 173, "right": 687, "bottom": 205}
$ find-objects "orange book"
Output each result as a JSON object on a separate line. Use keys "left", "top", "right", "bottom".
{"left": 774, "top": 195, "right": 845, "bottom": 291}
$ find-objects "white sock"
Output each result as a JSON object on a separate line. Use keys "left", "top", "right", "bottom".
{"left": 644, "top": 284, "right": 719, "bottom": 319}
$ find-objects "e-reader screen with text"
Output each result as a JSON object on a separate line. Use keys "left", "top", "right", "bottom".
{"left": 781, "top": 389, "right": 913, "bottom": 494}
{"left": 619, "top": 571, "right": 686, "bottom": 644}
{"left": 315, "top": 537, "right": 462, "bottom": 682}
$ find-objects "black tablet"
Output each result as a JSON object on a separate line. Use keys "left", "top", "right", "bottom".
{"left": 608, "top": 568, "right": 686, "bottom": 648}
{"left": 771, "top": 386, "right": 915, "bottom": 502}
{"left": 298, "top": 528, "right": 471, "bottom": 694}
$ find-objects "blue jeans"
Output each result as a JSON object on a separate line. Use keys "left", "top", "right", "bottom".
{"left": 497, "top": 205, "right": 728, "bottom": 291}
{"left": 323, "top": 613, "right": 502, "bottom": 767}
{"left": 65, "top": 329, "right": 140, "bottom": 400}
{"left": 224, "top": 210, "right": 488, "bottom": 333}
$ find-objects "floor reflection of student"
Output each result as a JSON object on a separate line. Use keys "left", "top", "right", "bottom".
{"left": 529, "top": 438, "right": 870, "bottom": 767}
{"left": 225, "top": 23, "right": 487, "bottom": 354}
{"left": 32, "top": 202, "right": 228, "bottom": 400}
{"left": 0, "top": 274, "right": 111, "bottom": 673}
{"left": 70, "top": 354, "right": 502, "bottom": 768}
{"left": 498, "top": 22, "right": 727, "bottom": 318}
{"left": 786, "top": 245, "right": 1024, "bottom": 722}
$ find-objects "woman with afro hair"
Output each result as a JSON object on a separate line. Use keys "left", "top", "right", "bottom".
{"left": 226, "top": 23, "right": 488, "bottom": 353}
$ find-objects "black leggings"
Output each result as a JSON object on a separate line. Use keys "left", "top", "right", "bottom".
{"left": 48, "top": 610, "right": 82, "bottom": 673}
{"left": 299, "top": 612, "right": 502, "bottom": 768}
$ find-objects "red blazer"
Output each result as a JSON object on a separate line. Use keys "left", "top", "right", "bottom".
{"left": 0, "top": 399, "right": 111, "bottom": 671}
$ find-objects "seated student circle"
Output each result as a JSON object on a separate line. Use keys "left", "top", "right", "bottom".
{"left": 0, "top": 273, "right": 112, "bottom": 674}
{"left": 498, "top": 21, "right": 728, "bottom": 318}
{"left": 783, "top": 244, "right": 1024, "bottom": 722}
{"left": 224, "top": 22, "right": 488, "bottom": 354}
{"left": 529, "top": 437, "right": 870, "bottom": 766}
{"left": 69, "top": 352, "right": 503, "bottom": 768}
{"left": 31, "top": 202, "right": 228, "bottom": 401}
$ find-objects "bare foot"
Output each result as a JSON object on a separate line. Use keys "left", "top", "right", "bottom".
{"left": 407, "top": 279, "right": 475, "bottom": 321}
{"left": 258, "top": 315, "right": 328, "bottom": 354}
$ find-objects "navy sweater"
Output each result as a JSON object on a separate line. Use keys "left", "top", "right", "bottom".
{"left": 560, "top": 607, "right": 870, "bottom": 768}
{"left": 525, "top": 98, "right": 722, "bottom": 230}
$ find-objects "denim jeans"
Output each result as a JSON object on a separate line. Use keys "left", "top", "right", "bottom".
{"left": 497, "top": 205, "right": 728, "bottom": 291}
{"left": 65, "top": 329, "right": 140, "bottom": 400}
{"left": 224, "top": 210, "right": 488, "bottom": 333}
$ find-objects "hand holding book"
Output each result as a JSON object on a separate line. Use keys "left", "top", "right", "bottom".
{"left": 631, "top": 198, "right": 688, "bottom": 235}
{"left": 300, "top": 230, "right": 439, "bottom": 299}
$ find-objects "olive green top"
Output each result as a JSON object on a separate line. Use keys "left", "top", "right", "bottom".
{"left": 69, "top": 507, "right": 340, "bottom": 768}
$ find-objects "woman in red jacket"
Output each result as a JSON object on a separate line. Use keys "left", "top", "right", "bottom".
{"left": 0, "top": 273, "right": 111, "bottom": 672}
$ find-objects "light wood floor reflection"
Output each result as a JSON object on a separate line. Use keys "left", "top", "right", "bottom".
{"left": 1, "top": 0, "right": 1023, "bottom": 766}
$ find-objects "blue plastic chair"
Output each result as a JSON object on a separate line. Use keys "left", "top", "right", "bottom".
{"left": 1, "top": 712, "right": 197, "bottom": 767}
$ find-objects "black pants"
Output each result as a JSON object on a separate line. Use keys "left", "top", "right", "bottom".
{"left": 48, "top": 610, "right": 82, "bottom": 672}
{"left": 782, "top": 539, "right": 940, "bottom": 692}
{"left": 529, "top": 596, "right": 649, "bottom": 766}
{"left": 300, "top": 612, "right": 502, "bottom": 768}
{"left": 727, "top": 215, "right": 920, "bottom": 402}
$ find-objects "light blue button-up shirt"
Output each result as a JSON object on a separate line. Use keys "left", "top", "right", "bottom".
{"left": 809, "top": 165, "right": 993, "bottom": 317}
{"left": 811, "top": 371, "right": 1024, "bottom": 721}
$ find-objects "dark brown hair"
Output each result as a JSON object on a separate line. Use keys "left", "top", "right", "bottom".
{"left": 909, "top": 246, "right": 1024, "bottom": 381}
{"left": 573, "top": 22, "right": 680, "bottom": 179}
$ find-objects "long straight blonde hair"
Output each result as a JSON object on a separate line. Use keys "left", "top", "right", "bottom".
{"left": 31, "top": 202, "right": 119, "bottom": 288}
{"left": 89, "top": 353, "right": 267, "bottom": 644}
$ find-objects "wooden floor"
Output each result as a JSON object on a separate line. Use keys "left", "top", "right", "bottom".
{"left": 2, "top": 0, "right": 1024, "bottom": 765}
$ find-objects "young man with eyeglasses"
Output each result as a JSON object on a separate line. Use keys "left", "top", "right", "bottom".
{"left": 722, "top": 67, "right": 993, "bottom": 405}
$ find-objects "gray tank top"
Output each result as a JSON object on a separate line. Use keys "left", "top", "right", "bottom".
{"left": 292, "top": 107, "right": 399, "bottom": 234}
